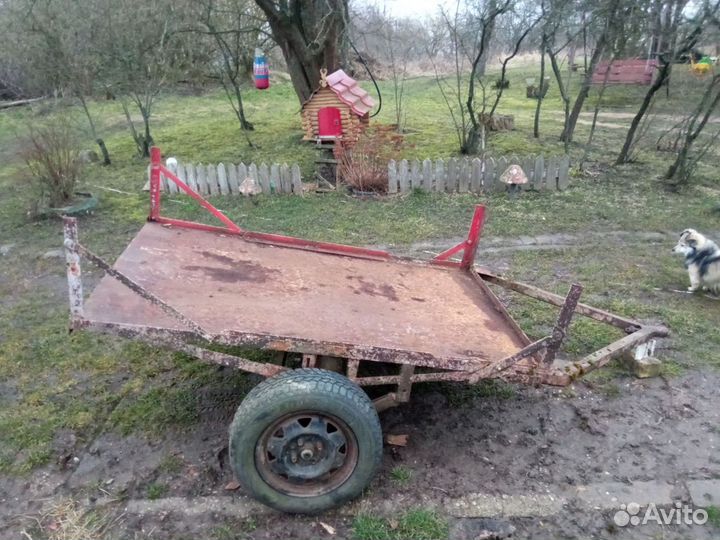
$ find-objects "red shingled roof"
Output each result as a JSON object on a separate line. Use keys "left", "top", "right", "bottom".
{"left": 325, "top": 69, "right": 375, "bottom": 116}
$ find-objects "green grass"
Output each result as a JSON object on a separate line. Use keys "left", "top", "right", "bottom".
{"left": 390, "top": 465, "right": 413, "bottom": 484}
{"left": 0, "top": 65, "right": 719, "bottom": 475}
{"left": 707, "top": 505, "right": 720, "bottom": 528}
{"left": 353, "top": 509, "right": 448, "bottom": 540}
{"left": 438, "top": 379, "right": 516, "bottom": 407}
{"left": 145, "top": 482, "right": 168, "bottom": 500}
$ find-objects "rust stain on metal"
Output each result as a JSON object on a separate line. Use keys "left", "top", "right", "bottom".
{"left": 543, "top": 283, "right": 582, "bottom": 365}
{"left": 346, "top": 275, "right": 399, "bottom": 302}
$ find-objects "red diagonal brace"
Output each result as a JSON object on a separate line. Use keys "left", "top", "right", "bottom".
{"left": 433, "top": 205, "right": 486, "bottom": 269}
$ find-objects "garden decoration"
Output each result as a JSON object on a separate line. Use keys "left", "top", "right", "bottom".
{"left": 253, "top": 48, "right": 269, "bottom": 90}
{"left": 500, "top": 164, "right": 528, "bottom": 198}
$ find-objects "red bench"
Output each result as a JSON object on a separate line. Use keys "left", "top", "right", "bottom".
{"left": 591, "top": 59, "right": 657, "bottom": 85}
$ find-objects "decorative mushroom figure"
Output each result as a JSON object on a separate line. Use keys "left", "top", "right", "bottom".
{"left": 239, "top": 176, "right": 262, "bottom": 197}
{"left": 500, "top": 164, "right": 528, "bottom": 199}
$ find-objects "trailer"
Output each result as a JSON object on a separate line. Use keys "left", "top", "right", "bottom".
{"left": 62, "top": 147, "right": 668, "bottom": 513}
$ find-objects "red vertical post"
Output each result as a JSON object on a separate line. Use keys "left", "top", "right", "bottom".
{"left": 149, "top": 146, "right": 162, "bottom": 221}
{"left": 460, "top": 205, "right": 485, "bottom": 270}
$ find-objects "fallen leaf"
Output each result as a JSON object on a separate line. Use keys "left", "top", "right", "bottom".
{"left": 385, "top": 434, "right": 408, "bottom": 447}
{"left": 224, "top": 480, "right": 241, "bottom": 491}
{"left": 388, "top": 518, "right": 399, "bottom": 530}
{"left": 319, "top": 521, "right": 336, "bottom": 535}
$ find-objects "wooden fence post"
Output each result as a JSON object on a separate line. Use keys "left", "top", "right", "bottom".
{"left": 217, "top": 163, "right": 230, "bottom": 195}
{"left": 248, "top": 163, "right": 259, "bottom": 193}
{"left": 435, "top": 159, "right": 445, "bottom": 192}
{"left": 196, "top": 164, "right": 207, "bottom": 195}
{"left": 259, "top": 163, "right": 270, "bottom": 193}
{"left": 422, "top": 159, "right": 433, "bottom": 191}
{"left": 446, "top": 158, "right": 458, "bottom": 192}
{"left": 398, "top": 159, "right": 409, "bottom": 193}
{"left": 207, "top": 164, "right": 219, "bottom": 196}
{"left": 174, "top": 163, "right": 185, "bottom": 194}
{"left": 291, "top": 164, "right": 303, "bottom": 195}
{"left": 484, "top": 158, "right": 496, "bottom": 192}
{"left": 388, "top": 159, "right": 397, "bottom": 194}
{"left": 533, "top": 155, "right": 545, "bottom": 191}
{"left": 228, "top": 163, "right": 239, "bottom": 194}
{"left": 410, "top": 159, "right": 421, "bottom": 190}
{"left": 558, "top": 155, "right": 570, "bottom": 190}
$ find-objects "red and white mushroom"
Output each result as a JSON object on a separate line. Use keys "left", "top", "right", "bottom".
{"left": 500, "top": 164, "right": 528, "bottom": 197}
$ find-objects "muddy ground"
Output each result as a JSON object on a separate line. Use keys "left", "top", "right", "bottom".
{"left": 1, "top": 236, "right": 718, "bottom": 540}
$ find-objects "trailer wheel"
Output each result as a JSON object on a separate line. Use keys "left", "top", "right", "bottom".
{"left": 229, "top": 368, "right": 382, "bottom": 513}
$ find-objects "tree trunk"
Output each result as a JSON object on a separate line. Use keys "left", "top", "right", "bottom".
{"left": 78, "top": 93, "right": 111, "bottom": 165}
{"left": 254, "top": 0, "right": 349, "bottom": 103}
{"left": 560, "top": 30, "right": 608, "bottom": 142}
{"left": 534, "top": 45, "right": 546, "bottom": 138}
{"left": 615, "top": 61, "right": 671, "bottom": 164}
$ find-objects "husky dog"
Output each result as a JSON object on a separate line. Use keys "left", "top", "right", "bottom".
{"left": 672, "top": 229, "right": 720, "bottom": 294}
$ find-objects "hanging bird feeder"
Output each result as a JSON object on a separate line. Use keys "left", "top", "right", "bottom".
{"left": 253, "top": 48, "right": 269, "bottom": 90}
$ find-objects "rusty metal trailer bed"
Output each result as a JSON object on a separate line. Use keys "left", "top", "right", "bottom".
{"left": 62, "top": 147, "right": 668, "bottom": 514}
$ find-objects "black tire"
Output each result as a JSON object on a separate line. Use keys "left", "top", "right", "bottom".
{"left": 228, "top": 368, "right": 382, "bottom": 513}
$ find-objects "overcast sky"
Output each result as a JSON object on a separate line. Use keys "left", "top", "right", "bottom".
{"left": 360, "top": 0, "right": 449, "bottom": 19}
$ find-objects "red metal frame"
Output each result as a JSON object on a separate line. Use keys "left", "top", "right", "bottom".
{"left": 432, "top": 205, "right": 485, "bottom": 269}
{"left": 148, "top": 146, "right": 393, "bottom": 261}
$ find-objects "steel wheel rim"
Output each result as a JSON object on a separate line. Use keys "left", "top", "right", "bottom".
{"left": 255, "top": 411, "right": 359, "bottom": 497}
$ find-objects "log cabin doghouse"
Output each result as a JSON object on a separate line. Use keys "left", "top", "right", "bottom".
{"left": 301, "top": 69, "right": 374, "bottom": 144}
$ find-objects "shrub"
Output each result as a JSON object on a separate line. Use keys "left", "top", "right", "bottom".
{"left": 23, "top": 117, "right": 83, "bottom": 207}
{"left": 334, "top": 125, "right": 405, "bottom": 193}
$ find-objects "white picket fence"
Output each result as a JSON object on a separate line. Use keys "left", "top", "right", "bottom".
{"left": 145, "top": 160, "right": 303, "bottom": 196}
{"left": 388, "top": 155, "right": 570, "bottom": 194}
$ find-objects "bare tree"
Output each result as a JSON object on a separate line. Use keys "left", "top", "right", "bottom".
{"left": 432, "top": 0, "right": 512, "bottom": 155}
{"left": 664, "top": 73, "right": 720, "bottom": 188}
{"left": 13, "top": 0, "right": 112, "bottom": 164}
{"left": 560, "top": 0, "right": 622, "bottom": 143}
{"left": 193, "top": 0, "right": 267, "bottom": 145}
{"left": 616, "top": 0, "right": 718, "bottom": 164}
{"left": 488, "top": 5, "right": 542, "bottom": 116}
{"left": 254, "top": 0, "right": 349, "bottom": 103}
{"left": 100, "top": 0, "right": 180, "bottom": 157}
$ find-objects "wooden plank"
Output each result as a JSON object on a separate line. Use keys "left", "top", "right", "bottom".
{"left": 291, "top": 164, "right": 303, "bottom": 195}
{"left": 557, "top": 155, "right": 570, "bottom": 190}
{"left": 388, "top": 159, "right": 398, "bottom": 194}
{"left": 161, "top": 167, "right": 170, "bottom": 193}
{"left": 171, "top": 162, "right": 183, "bottom": 194}
{"left": 217, "top": 163, "right": 230, "bottom": 195}
{"left": 249, "top": 163, "right": 261, "bottom": 193}
{"left": 259, "top": 163, "right": 271, "bottom": 193}
{"left": 446, "top": 158, "right": 458, "bottom": 192}
{"left": 227, "top": 163, "right": 239, "bottom": 195}
{"left": 522, "top": 155, "right": 535, "bottom": 190}
{"left": 533, "top": 155, "right": 545, "bottom": 191}
{"left": 545, "top": 156, "right": 558, "bottom": 190}
{"left": 237, "top": 163, "right": 248, "bottom": 192}
{"left": 270, "top": 163, "right": 281, "bottom": 193}
{"left": 410, "top": 159, "right": 421, "bottom": 190}
{"left": 494, "top": 157, "right": 508, "bottom": 193}
{"left": 458, "top": 158, "right": 470, "bottom": 192}
{"left": 279, "top": 164, "right": 290, "bottom": 193}
{"left": 186, "top": 163, "right": 198, "bottom": 193}
{"left": 207, "top": 164, "right": 219, "bottom": 196}
{"left": 398, "top": 159, "right": 409, "bottom": 193}
{"left": 422, "top": 159, "right": 433, "bottom": 192}
{"left": 196, "top": 164, "right": 208, "bottom": 195}
{"left": 483, "top": 158, "right": 495, "bottom": 192}
{"left": 435, "top": 159, "right": 445, "bottom": 193}
{"left": 471, "top": 158, "right": 482, "bottom": 193}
